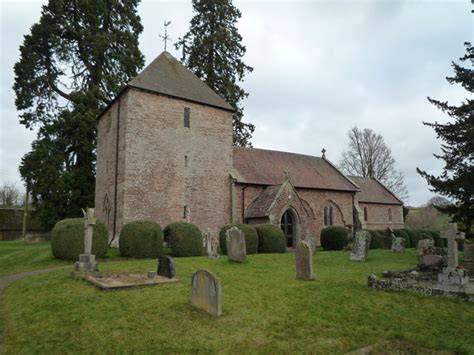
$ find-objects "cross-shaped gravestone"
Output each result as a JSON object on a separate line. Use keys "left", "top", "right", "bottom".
{"left": 441, "top": 223, "right": 465, "bottom": 269}
{"left": 83, "top": 208, "right": 96, "bottom": 254}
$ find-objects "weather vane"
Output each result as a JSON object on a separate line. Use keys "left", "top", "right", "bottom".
{"left": 159, "top": 20, "right": 172, "bottom": 51}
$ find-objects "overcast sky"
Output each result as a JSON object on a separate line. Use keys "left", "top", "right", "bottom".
{"left": 0, "top": 0, "right": 471, "bottom": 206}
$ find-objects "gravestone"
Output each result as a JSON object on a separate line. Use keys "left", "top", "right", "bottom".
{"left": 157, "top": 256, "right": 176, "bottom": 279}
{"left": 74, "top": 208, "right": 99, "bottom": 273}
{"left": 204, "top": 229, "right": 219, "bottom": 259}
{"left": 226, "top": 227, "right": 246, "bottom": 263}
{"left": 295, "top": 241, "right": 314, "bottom": 280}
{"left": 416, "top": 238, "right": 434, "bottom": 266}
{"left": 434, "top": 223, "right": 471, "bottom": 293}
{"left": 464, "top": 241, "right": 474, "bottom": 276}
{"left": 191, "top": 270, "right": 222, "bottom": 316}
{"left": 350, "top": 230, "right": 371, "bottom": 262}
{"left": 391, "top": 237, "right": 405, "bottom": 253}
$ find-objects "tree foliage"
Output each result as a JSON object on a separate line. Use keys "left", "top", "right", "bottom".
{"left": 0, "top": 183, "right": 22, "bottom": 207}
{"left": 339, "top": 126, "right": 409, "bottom": 201}
{"left": 417, "top": 43, "right": 474, "bottom": 236}
{"left": 175, "top": 0, "right": 254, "bottom": 147}
{"left": 14, "top": 0, "right": 144, "bottom": 229}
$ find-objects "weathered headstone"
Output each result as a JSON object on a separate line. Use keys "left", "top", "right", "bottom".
{"left": 74, "top": 208, "right": 98, "bottom": 273}
{"left": 441, "top": 223, "right": 465, "bottom": 269}
{"left": 157, "top": 256, "right": 176, "bottom": 279}
{"left": 416, "top": 238, "right": 434, "bottom": 266}
{"left": 191, "top": 270, "right": 222, "bottom": 316}
{"left": 464, "top": 241, "right": 474, "bottom": 276}
{"left": 350, "top": 230, "right": 371, "bottom": 262}
{"left": 295, "top": 241, "right": 315, "bottom": 280}
{"left": 391, "top": 237, "right": 405, "bottom": 253}
{"left": 226, "top": 227, "right": 246, "bottom": 263}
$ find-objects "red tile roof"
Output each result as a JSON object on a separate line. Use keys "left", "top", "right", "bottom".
{"left": 245, "top": 185, "right": 281, "bottom": 218}
{"left": 348, "top": 176, "right": 402, "bottom": 205}
{"left": 232, "top": 147, "right": 359, "bottom": 192}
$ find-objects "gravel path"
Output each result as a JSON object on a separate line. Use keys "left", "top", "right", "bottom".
{"left": 0, "top": 267, "right": 67, "bottom": 292}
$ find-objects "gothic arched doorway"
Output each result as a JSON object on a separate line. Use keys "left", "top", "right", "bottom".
{"left": 280, "top": 209, "right": 296, "bottom": 248}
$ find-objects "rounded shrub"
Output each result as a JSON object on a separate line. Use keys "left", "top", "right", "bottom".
{"left": 320, "top": 226, "right": 349, "bottom": 251}
{"left": 369, "top": 230, "right": 383, "bottom": 249}
{"left": 164, "top": 222, "right": 202, "bottom": 257}
{"left": 119, "top": 220, "right": 163, "bottom": 258}
{"left": 51, "top": 218, "right": 108, "bottom": 260}
{"left": 255, "top": 224, "right": 286, "bottom": 253}
{"left": 219, "top": 224, "right": 258, "bottom": 254}
{"left": 393, "top": 229, "right": 411, "bottom": 248}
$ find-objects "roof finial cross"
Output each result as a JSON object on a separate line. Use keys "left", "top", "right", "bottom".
{"left": 284, "top": 168, "right": 290, "bottom": 180}
{"left": 321, "top": 148, "right": 326, "bottom": 158}
{"left": 159, "top": 20, "right": 172, "bottom": 52}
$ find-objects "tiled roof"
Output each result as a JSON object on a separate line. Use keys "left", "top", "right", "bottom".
{"left": 348, "top": 176, "right": 402, "bottom": 205}
{"left": 232, "top": 147, "right": 359, "bottom": 191}
{"left": 128, "top": 52, "right": 234, "bottom": 111}
{"left": 245, "top": 185, "right": 281, "bottom": 218}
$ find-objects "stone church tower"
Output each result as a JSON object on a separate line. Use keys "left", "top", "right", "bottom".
{"left": 95, "top": 52, "right": 235, "bottom": 244}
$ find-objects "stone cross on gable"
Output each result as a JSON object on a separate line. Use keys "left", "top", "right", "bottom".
{"left": 441, "top": 223, "right": 465, "bottom": 268}
{"left": 82, "top": 208, "right": 96, "bottom": 255}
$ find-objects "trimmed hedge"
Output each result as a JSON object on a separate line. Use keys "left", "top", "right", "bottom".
{"left": 369, "top": 230, "right": 383, "bottom": 249}
{"left": 427, "top": 230, "right": 443, "bottom": 247}
{"left": 119, "top": 220, "right": 163, "bottom": 258}
{"left": 51, "top": 218, "right": 108, "bottom": 260}
{"left": 165, "top": 222, "right": 202, "bottom": 257}
{"left": 320, "top": 226, "right": 349, "bottom": 251}
{"left": 255, "top": 224, "right": 286, "bottom": 253}
{"left": 393, "top": 229, "right": 411, "bottom": 248}
{"left": 219, "top": 224, "right": 258, "bottom": 254}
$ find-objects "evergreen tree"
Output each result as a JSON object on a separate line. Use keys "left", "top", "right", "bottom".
{"left": 417, "top": 43, "right": 474, "bottom": 236}
{"left": 175, "top": 0, "right": 254, "bottom": 147}
{"left": 14, "top": 0, "right": 144, "bottom": 229}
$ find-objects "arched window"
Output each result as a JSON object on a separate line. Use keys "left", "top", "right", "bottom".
{"left": 364, "top": 207, "right": 368, "bottom": 221}
{"left": 324, "top": 206, "right": 334, "bottom": 226}
{"left": 388, "top": 208, "right": 392, "bottom": 222}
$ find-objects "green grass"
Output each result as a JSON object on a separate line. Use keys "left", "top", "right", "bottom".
{"left": 1, "top": 249, "right": 473, "bottom": 353}
{"left": 0, "top": 241, "right": 123, "bottom": 276}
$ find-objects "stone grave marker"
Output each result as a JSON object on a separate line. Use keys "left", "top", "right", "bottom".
{"left": 74, "top": 208, "right": 99, "bottom": 273}
{"left": 416, "top": 238, "right": 434, "bottom": 266}
{"left": 464, "top": 240, "right": 474, "bottom": 275}
{"left": 191, "top": 270, "right": 222, "bottom": 316}
{"left": 434, "top": 223, "right": 471, "bottom": 293}
{"left": 226, "top": 226, "right": 246, "bottom": 263}
{"left": 350, "top": 230, "right": 371, "bottom": 262}
{"left": 391, "top": 237, "right": 405, "bottom": 253}
{"left": 295, "top": 241, "right": 315, "bottom": 280}
{"left": 157, "top": 255, "right": 176, "bottom": 279}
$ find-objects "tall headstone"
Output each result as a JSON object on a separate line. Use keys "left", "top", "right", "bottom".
{"left": 441, "top": 223, "right": 465, "bottom": 269}
{"left": 157, "top": 256, "right": 176, "bottom": 278}
{"left": 350, "top": 230, "right": 371, "bottom": 262}
{"left": 191, "top": 270, "right": 222, "bottom": 316}
{"left": 391, "top": 237, "right": 405, "bottom": 253}
{"left": 226, "top": 227, "right": 246, "bottom": 263}
{"left": 295, "top": 241, "right": 315, "bottom": 280}
{"left": 74, "top": 208, "right": 98, "bottom": 272}
{"left": 416, "top": 238, "right": 435, "bottom": 266}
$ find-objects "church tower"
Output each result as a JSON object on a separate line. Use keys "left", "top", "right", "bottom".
{"left": 95, "top": 52, "right": 234, "bottom": 243}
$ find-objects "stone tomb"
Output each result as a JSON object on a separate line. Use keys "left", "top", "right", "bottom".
{"left": 226, "top": 226, "right": 246, "bottom": 263}
{"left": 350, "top": 231, "right": 371, "bottom": 262}
{"left": 368, "top": 224, "right": 474, "bottom": 302}
{"left": 295, "top": 240, "right": 315, "bottom": 280}
{"left": 191, "top": 270, "right": 222, "bottom": 316}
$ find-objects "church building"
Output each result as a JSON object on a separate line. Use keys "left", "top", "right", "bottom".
{"left": 95, "top": 52, "right": 404, "bottom": 247}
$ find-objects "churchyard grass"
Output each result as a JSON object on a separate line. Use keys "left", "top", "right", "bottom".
{"left": 1, "top": 250, "right": 473, "bottom": 353}
{"left": 0, "top": 241, "right": 123, "bottom": 276}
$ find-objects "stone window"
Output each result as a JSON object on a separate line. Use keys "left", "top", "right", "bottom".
{"left": 185, "top": 155, "right": 188, "bottom": 167}
{"left": 364, "top": 207, "right": 368, "bottom": 221}
{"left": 324, "top": 206, "right": 334, "bottom": 226}
{"left": 388, "top": 208, "right": 392, "bottom": 222}
{"left": 183, "top": 205, "right": 188, "bottom": 219}
{"left": 103, "top": 195, "right": 110, "bottom": 230}
{"left": 184, "top": 107, "right": 190, "bottom": 128}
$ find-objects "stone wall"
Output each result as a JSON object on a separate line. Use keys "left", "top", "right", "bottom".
{"left": 357, "top": 202, "right": 404, "bottom": 230}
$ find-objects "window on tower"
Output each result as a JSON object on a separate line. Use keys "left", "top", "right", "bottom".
{"left": 184, "top": 107, "right": 190, "bottom": 128}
